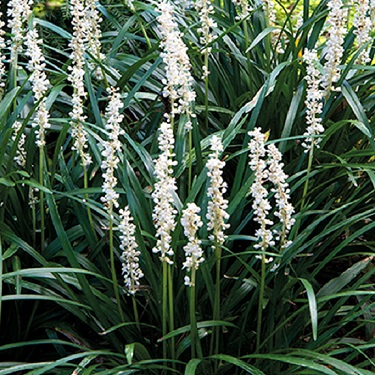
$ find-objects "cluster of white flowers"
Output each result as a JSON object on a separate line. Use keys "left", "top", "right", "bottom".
{"left": 85, "top": 0, "right": 105, "bottom": 80}
{"left": 353, "top": 0, "right": 372, "bottom": 65}
{"left": 267, "top": 144, "right": 295, "bottom": 250}
{"left": 68, "top": 0, "right": 92, "bottom": 166}
{"left": 371, "top": 0, "right": 375, "bottom": 26}
{"left": 248, "top": 128, "right": 295, "bottom": 261}
{"left": 322, "top": 0, "right": 346, "bottom": 93}
{"left": 152, "top": 117, "right": 178, "bottom": 264}
{"left": 194, "top": 0, "right": 217, "bottom": 57}
{"left": 248, "top": 128, "right": 274, "bottom": 255}
{"left": 262, "top": 0, "right": 276, "bottom": 25}
{"left": 25, "top": 29, "right": 51, "bottom": 148}
{"left": 181, "top": 203, "right": 204, "bottom": 286}
{"left": 0, "top": 8, "right": 6, "bottom": 90}
{"left": 101, "top": 87, "right": 125, "bottom": 212}
{"left": 232, "top": 0, "right": 253, "bottom": 20}
{"left": 28, "top": 186, "right": 38, "bottom": 207}
{"left": 157, "top": 0, "right": 196, "bottom": 128}
{"left": 126, "top": 0, "right": 135, "bottom": 11}
{"left": 302, "top": 48, "right": 324, "bottom": 151}
{"left": 12, "top": 121, "right": 27, "bottom": 167}
{"left": 7, "top": 0, "right": 32, "bottom": 65}
{"left": 294, "top": 10, "right": 304, "bottom": 33}
{"left": 206, "top": 136, "right": 230, "bottom": 247}
{"left": 119, "top": 206, "right": 144, "bottom": 295}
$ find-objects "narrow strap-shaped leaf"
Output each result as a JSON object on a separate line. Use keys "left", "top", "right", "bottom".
{"left": 44, "top": 190, "right": 123, "bottom": 351}
{"left": 184, "top": 358, "right": 202, "bottom": 375}
{"left": 209, "top": 354, "right": 266, "bottom": 375}
{"left": 299, "top": 278, "right": 318, "bottom": 341}
{"left": 342, "top": 81, "right": 375, "bottom": 150}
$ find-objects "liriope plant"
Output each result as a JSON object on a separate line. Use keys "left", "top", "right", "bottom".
{"left": 0, "top": 0, "right": 375, "bottom": 374}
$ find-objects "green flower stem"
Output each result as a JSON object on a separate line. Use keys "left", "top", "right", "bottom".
{"left": 11, "top": 53, "right": 18, "bottom": 111}
{"left": 243, "top": 21, "right": 254, "bottom": 95}
{"left": 189, "top": 268, "right": 203, "bottom": 359}
{"left": 32, "top": 194, "right": 37, "bottom": 249}
{"left": 162, "top": 261, "right": 168, "bottom": 360}
{"left": 132, "top": 295, "right": 140, "bottom": 332}
{"left": 133, "top": 12, "right": 152, "bottom": 50}
{"left": 168, "top": 265, "right": 175, "bottom": 363}
{"left": 83, "top": 167, "right": 97, "bottom": 240}
{"left": 295, "top": 143, "right": 314, "bottom": 236}
{"left": 109, "top": 209, "right": 124, "bottom": 321}
{"left": 188, "top": 128, "right": 193, "bottom": 194}
{"left": 210, "top": 241, "right": 222, "bottom": 357}
{"left": 256, "top": 246, "right": 266, "bottom": 353}
{"left": 39, "top": 147, "right": 45, "bottom": 253}
{"left": 204, "top": 51, "right": 209, "bottom": 130}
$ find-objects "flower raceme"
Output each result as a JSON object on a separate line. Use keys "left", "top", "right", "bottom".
{"left": 353, "top": 0, "right": 372, "bottom": 65}
{"left": 7, "top": 0, "right": 32, "bottom": 65}
{"left": 85, "top": 0, "right": 105, "bottom": 80}
{"left": 206, "top": 136, "right": 230, "bottom": 247}
{"left": 194, "top": 0, "right": 217, "bottom": 53}
{"left": 119, "top": 206, "right": 143, "bottom": 295}
{"left": 12, "top": 121, "right": 27, "bottom": 168}
{"left": 248, "top": 128, "right": 295, "bottom": 257}
{"left": 0, "top": 6, "right": 6, "bottom": 90}
{"left": 101, "top": 87, "right": 125, "bottom": 212}
{"left": 69, "top": 0, "right": 91, "bottom": 166}
{"left": 266, "top": 144, "right": 295, "bottom": 250}
{"left": 231, "top": 0, "right": 253, "bottom": 20}
{"left": 302, "top": 49, "right": 324, "bottom": 152}
{"left": 157, "top": 0, "right": 196, "bottom": 129}
{"left": 152, "top": 116, "right": 178, "bottom": 265}
{"left": 322, "top": 0, "right": 346, "bottom": 94}
{"left": 25, "top": 29, "right": 51, "bottom": 149}
{"left": 181, "top": 203, "right": 204, "bottom": 286}
{"left": 248, "top": 128, "right": 274, "bottom": 256}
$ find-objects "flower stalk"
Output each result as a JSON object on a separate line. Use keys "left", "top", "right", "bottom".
{"left": 25, "top": 27, "right": 51, "bottom": 252}
{"left": 157, "top": 0, "right": 196, "bottom": 192}
{"left": 152, "top": 114, "right": 178, "bottom": 360}
{"left": 300, "top": 49, "right": 324, "bottom": 219}
{"left": 69, "top": 0, "right": 92, "bottom": 168}
{"left": 101, "top": 87, "right": 125, "bottom": 321}
{"left": 248, "top": 128, "right": 274, "bottom": 351}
